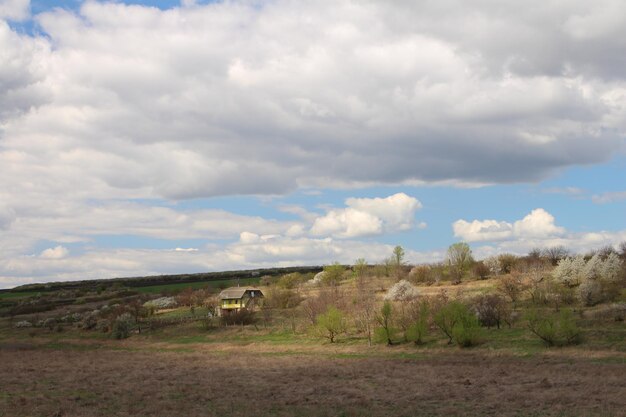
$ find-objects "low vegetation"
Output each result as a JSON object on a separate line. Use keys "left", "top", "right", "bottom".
{"left": 1, "top": 243, "right": 625, "bottom": 416}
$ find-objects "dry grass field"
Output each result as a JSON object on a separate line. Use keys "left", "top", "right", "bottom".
{"left": 1, "top": 339, "right": 625, "bottom": 417}
{"left": 2, "top": 267, "right": 625, "bottom": 417}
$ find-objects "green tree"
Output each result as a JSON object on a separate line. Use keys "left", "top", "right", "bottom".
{"left": 353, "top": 258, "right": 368, "bottom": 280}
{"left": 376, "top": 301, "right": 395, "bottom": 345}
{"left": 392, "top": 245, "right": 406, "bottom": 279}
{"left": 315, "top": 306, "right": 346, "bottom": 343}
{"left": 433, "top": 300, "right": 481, "bottom": 347}
{"left": 446, "top": 242, "right": 474, "bottom": 284}
{"left": 322, "top": 262, "right": 345, "bottom": 286}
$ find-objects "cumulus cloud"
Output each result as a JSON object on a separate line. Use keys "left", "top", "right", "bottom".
{"left": 0, "top": 0, "right": 624, "bottom": 208}
{"left": 40, "top": 245, "right": 69, "bottom": 259}
{"left": 0, "top": 0, "right": 29, "bottom": 21}
{"left": 454, "top": 209, "right": 626, "bottom": 259}
{"left": 453, "top": 208, "right": 565, "bottom": 242}
{"left": 310, "top": 193, "right": 422, "bottom": 238}
{"left": 2, "top": 1, "right": 626, "bottom": 287}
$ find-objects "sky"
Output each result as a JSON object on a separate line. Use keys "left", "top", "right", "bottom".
{"left": 1, "top": 0, "right": 625, "bottom": 289}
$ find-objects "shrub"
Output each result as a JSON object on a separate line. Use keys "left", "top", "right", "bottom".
{"left": 221, "top": 309, "right": 256, "bottom": 326}
{"left": 471, "top": 294, "right": 511, "bottom": 329}
{"left": 408, "top": 265, "right": 433, "bottom": 284}
{"left": 578, "top": 278, "right": 602, "bottom": 306}
{"left": 405, "top": 299, "right": 430, "bottom": 345}
{"left": 263, "top": 288, "right": 302, "bottom": 309}
{"left": 451, "top": 310, "right": 481, "bottom": 348}
{"left": 143, "top": 297, "right": 177, "bottom": 310}
{"left": 498, "top": 274, "right": 524, "bottom": 304}
{"left": 497, "top": 254, "right": 518, "bottom": 274}
{"left": 277, "top": 272, "right": 306, "bottom": 289}
{"left": 384, "top": 280, "right": 419, "bottom": 301}
{"left": 585, "top": 303, "right": 626, "bottom": 322}
{"left": 301, "top": 288, "right": 343, "bottom": 324}
{"left": 321, "top": 262, "right": 346, "bottom": 286}
{"left": 314, "top": 306, "right": 346, "bottom": 343}
{"left": 81, "top": 311, "right": 99, "bottom": 330}
{"left": 111, "top": 313, "right": 133, "bottom": 339}
{"left": 525, "top": 308, "right": 581, "bottom": 346}
{"left": 43, "top": 317, "right": 57, "bottom": 331}
{"left": 472, "top": 261, "right": 490, "bottom": 280}
{"left": 375, "top": 301, "right": 395, "bottom": 345}
{"left": 433, "top": 300, "right": 481, "bottom": 347}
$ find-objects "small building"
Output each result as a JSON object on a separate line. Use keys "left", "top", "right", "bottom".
{"left": 217, "top": 287, "right": 264, "bottom": 316}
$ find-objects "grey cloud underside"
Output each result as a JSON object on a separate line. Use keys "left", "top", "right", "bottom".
{"left": 1, "top": 1, "right": 625, "bottom": 200}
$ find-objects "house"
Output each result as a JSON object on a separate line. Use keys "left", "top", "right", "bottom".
{"left": 217, "top": 287, "right": 264, "bottom": 316}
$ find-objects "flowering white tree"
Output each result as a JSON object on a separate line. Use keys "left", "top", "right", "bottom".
{"left": 601, "top": 253, "right": 622, "bottom": 283}
{"left": 484, "top": 256, "right": 501, "bottom": 276}
{"left": 555, "top": 253, "right": 624, "bottom": 306}
{"left": 384, "top": 280, "right": 419, "bottom": 301}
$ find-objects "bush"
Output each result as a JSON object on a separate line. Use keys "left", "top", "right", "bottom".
{"left": 143, "top": 297, "right": 177, "bottom": 310}
{"left": 263, "top": 288, "right": 302, "bottom": 309}
{"left": 384, "top": 280, "right": 419, "bottom": 301}
{"left": 471, "top": 294, "right": 511, "bottom": 329}
{"left": 276, "top": 272, "right": 306, "bottom": 289}
{"left": 525, "top": 308, "right": 581, "bottom": 346}
{"left": 585, "top": 303, "right": 626, "bottom": 322}
{"left": 451, "top": 311, "right": 481, "bottom": 348}
{"left": 497, "top": 273, "right": 524, "bottom": 303}
{"left": 375, "top": 301, "right": 395, "bottom": 345}
{"left": 578, "top": 278, "right": 602, "bottom": 306}
{"left": 408, "top": 265, "right": 433, "bottom": 284}
{"left": 221, "top": 309, "right": 256, "bottom": 326}
{"left": 472, "top": 261, "right": 490, "bottom": 280}
{"left": 405, "top": 299, "right": 430, "bottom": 345}
{"left": 433, "top": 301, "right": 481, "bottom": 347}
{"left": 111, "top": 313, "right": 133, "bottom": 339}
{"left": 321, "top": 263, "right": 346, "bottom": 286}
{"left": 315, "top": 306, "right": 346, "bottom": 343}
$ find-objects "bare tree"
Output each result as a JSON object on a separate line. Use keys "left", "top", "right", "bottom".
{"left": 353, "top": 276, "right": 376, "bottom": 346}
{"left": 543, "top": 246, "right": 569, "bottom": 266}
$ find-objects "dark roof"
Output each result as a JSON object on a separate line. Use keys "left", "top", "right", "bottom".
{"left": 218, "top": 287, "right": 263, "bottom": 300}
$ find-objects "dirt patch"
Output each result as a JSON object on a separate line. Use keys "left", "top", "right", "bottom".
{"left": 1, "top": 347, "right": 624, "bottom": 417}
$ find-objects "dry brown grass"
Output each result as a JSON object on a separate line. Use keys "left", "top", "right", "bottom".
{"left": 1, "top": 342, "right": 624, "bottom": 417}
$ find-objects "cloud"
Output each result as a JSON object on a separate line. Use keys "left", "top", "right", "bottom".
{"left": 310, "top": 193, "right": 422, "bottom": 238}
{"left": 592, "top": 191, "right": 626, "bottom": 204}
{"left": 453, "top": 208, "right": 564, "bottom": 242}
{"left": 454, "top": 209, "right": 626, "bottom": 259}
{"left": 542, "top": 187, "right": 585, "bottom": 196}
{"left": 0, "top": 0, "right": 623, "bottom": 210}
{"left": 40, "top": 245, "right": 69, "bottom": 259}
{"left": 0, "top": 234, "right": 442, "bottom": 289}
{"left": 0, "top": 0, "right": 29, "bottom": 21}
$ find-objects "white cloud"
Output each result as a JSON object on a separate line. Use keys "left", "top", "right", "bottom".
{"left": 310, "top": 193, "right": 422, "bottom": 238}
{"left": 174, "top": 247, "right": 198, "bottom": 252}
{"left": 452, "top": 219, "right": 514, "bottom": 242}
{"left": 513, "top": 208, "right": 565, "bottom": 238}
{"left": 0, "top": 0, "right": 624, "bottom": 211}
{"left": 453, "top": 208, "right": 564, "bottom": 242}
{"left": 40, "top": 245, "right": 68, "bottom": 259}
{"left": 542, "top": 187, "right": 585, "bottom": 196}
{"left": 454, "top": 209, "right": 626, "bottom": 259}
{"left": 0, "top": 0, "right": 29, "bottom": 21}
{"left": 592, "top": 191, "right": 626, "bottom": 204}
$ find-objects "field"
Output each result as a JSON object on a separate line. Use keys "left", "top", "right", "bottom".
{"left": 1, "top": 334, "right": 625, "bottom": 417}
{"left": 1, "top": 264, "right": 625, "bottom": 417}
{"left": 133, "top": 277, "right": 261, "bottom": 294}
